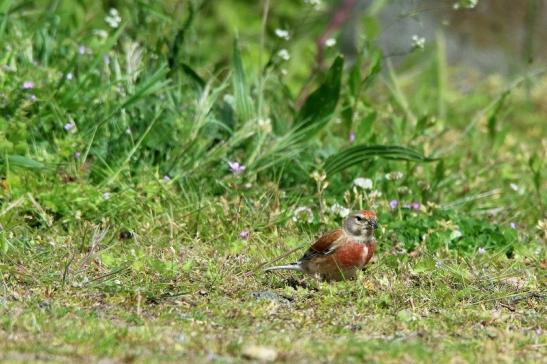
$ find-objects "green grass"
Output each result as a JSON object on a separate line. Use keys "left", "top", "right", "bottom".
{"left": 1, "top": 1, "right": 546, "bottom": 363}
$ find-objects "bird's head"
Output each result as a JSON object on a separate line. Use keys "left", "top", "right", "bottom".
{"left": 343, "top": 210, "right": 378, "bottom": 241}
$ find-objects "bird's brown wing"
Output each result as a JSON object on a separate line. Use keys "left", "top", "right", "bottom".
{"left": 299, "top": 229, "right": 345, "bottom": 262}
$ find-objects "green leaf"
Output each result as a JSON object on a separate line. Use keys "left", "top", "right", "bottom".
{"left": 294, "top": 55, "right": 344, "bottom": 133}
{"left": 324, "top": 144, "right": 436, "bottom": 176}
{"left": 1, "top": 155, "right": 48, "bottom": 171}
{"left": 232, "top": 39, "right": 254, "bottom": 123}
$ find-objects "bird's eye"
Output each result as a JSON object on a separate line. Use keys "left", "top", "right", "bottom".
{"left": 355, "top": 216, "right": 363, "bottom": 222}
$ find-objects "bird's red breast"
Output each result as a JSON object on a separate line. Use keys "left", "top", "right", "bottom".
{"left": 298, "top": 229, "right": 375, "bottom": 280}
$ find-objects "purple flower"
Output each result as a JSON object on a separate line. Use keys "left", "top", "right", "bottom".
{"left": 411, "top": 202, "right": 421, "bottom": 210}
{"left": 78, "top": 45, "right": 87, "bottom": 55}
{"left": 239, "top": 230, "right": 250, "bottom": 240}
{"left": 163, "top": 175, "right": 171, "bottom": 182}
{"left": 349, "top": 131, "right": 356, "bottom": 143}
{"left": 510, "top": 222, "right": 517, "bottom": 229}
{"left": 74, "top": 151, "right": 81, "bottom": 158}
{"left": 228, "top": 161, "right": 246, "bottom": 174}
{"left": 389, "top": 200, "right": 399, "bottom": 209}
{"left": 22, "top": 81, "right": 34, "bottom": 89}
{"left": 64, "top": 122, "right": 75, "bottom": 131}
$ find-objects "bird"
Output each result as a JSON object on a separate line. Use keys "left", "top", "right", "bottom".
{"left": 264, "top": 210, "right": 378, "bottom": 281}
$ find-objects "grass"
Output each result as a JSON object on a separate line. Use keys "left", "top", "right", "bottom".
{"left": 1, "top": 0, "right": 546, "bottom": 363}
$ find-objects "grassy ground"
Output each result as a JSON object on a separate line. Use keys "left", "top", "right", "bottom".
{"left": 1, "top": 1, "right": 546, "bottom": 363}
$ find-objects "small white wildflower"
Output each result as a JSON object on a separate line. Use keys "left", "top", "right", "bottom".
{"left": 435, "top": 259, "right": 443, "bottom": 268}
{"left": 385, "top": 171, "right": 404, "bottom": 181}
{"left": 450, "top": 230, "right": 462, "bottom": 240}
{"left": 274, "top": 29, "right": 290, "bottom": 40}
{"left": 478, "top": 247, "right": 486, "bottom": 255}
{"left": 113, "top": 279, "right": 121, "bottom": 285}
{"left": 105, "top": 8, "right": 122, "bottom": 28}
{"left": 305, "top": 0, "right": 322, "bottom": 10}
{"left": 93, "top": 29, "right": 109, "bottom": 39}
{"left": 277, "top": 49, "right": 290, "bottom": 61}
{"left": 509, "top": 183, "right": 524, "bottom": 194}
{"left": 102, "top": 192, "right": 111, "bottom": 200}
{"left": 330, "top": 203, "right": 350, "bottom": 218}
{"left": 325, "top": 38, "right": 337, "bottom": 47}
{"left": 66, "top": 72, "right": 73, "bottom": 81}
{"left": 353, "top": 177, "right": 373, "bottom": 190}
{"left": 292, "top": 207, "right": 314, "bottom": 223}
{"left": 223, "top": 94, "right": 235, "bottom": 105}
{"left": 411, "top": 35, "right": 426, "bottom": 50}
{"left": 257, "top": 117, "right": 272, "bottom": 133}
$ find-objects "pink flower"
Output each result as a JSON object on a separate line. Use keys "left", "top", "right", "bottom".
{"left": 349, "top": 131, "right": 356, "bottom": 143}
{"left": 22, "top": 81, "right": 34, "bottom": 89}
{"left": 411, "top": 202, "right": 421, "bottom": 210}
{"left": 239, "top": 230, "right": 250, "bottom": 240}
{"left": 228, "top": 161, "right": 246, "bottom": 174}
{"left": 389, "top": 200, "right": 399, "bottom": 209}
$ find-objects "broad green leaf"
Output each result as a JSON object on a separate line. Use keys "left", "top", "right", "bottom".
{"left": 324, "top": 144, "right": 436, "bottom": 175}
{"left": 294, "top": 55, "right": 344, "bottom": 133}
{"left": 1, "top": 155, "right": 48, "bottom": 171}
{"left": 232, "top": 39, "right": 254, "bottom": 123}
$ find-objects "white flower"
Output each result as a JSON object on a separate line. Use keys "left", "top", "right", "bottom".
{"left": 223, "top": 94, "right": 235, "bottom": 105}
{"left": 105, "top": 8, "right": 121, "bottom": 28}
{"left": 509, "top": 183, "right": 524, "bottom": 194}
{"left": 257, "top": 118, "right": 272, "bottom": 133}
{"left": 292, "top": 207, "right": 314, "bottom": 223}
{"left": 277, "top": 49, "right": 290, "bottom": 61}
{"left": 93, "top": 29, "right": 109, "bottom": 39}
{"left": 353, "top": 177, "right": 373, "bottom": 190}
{"left": 450, "top": 230, "right": 462, "bottom": 240}
{"left": 274, "top": 29, "right": 290, "bottom": 40}
{"left": 411, "top": 35, "right": 426, "bottom": 50}
{"left": 66, "top": 72, "right": 73, "bottom": 81}
{"left": 102, "top": 192, "right": 111, "bottom": 200}
{"left": 330, "top": 203, "right": 350, "bottom": 218}
{"left": 325, "top": 38, "right": 336, "bottom": 47}
{"left": 385, "top": 171, "right": 404, "bottom": 181}
{"left": 305, "top": 0, "right": 322, "bottom": 10}
{"left": 435, "top": 259, "right": 443, "bottom": 268}
{"left": 478, "top": 247, "right": 486, "bottom": 255}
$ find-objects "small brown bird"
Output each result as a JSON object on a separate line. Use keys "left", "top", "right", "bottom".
{"left": 265, "top": 210, "right": 378, "bottom": 281}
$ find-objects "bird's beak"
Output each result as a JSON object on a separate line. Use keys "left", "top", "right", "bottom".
{"left": 369, "top": 220, "right": 378, "bottom": 229}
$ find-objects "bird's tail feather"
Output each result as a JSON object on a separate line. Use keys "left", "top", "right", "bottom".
{"left": 264, "top": 263, "right": 303, "bottom": 272}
